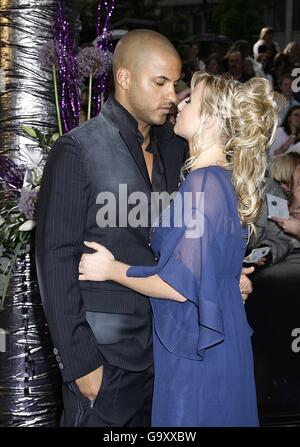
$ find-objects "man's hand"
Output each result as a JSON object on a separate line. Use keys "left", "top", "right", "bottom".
{"left": 75, "top": 366, "right": 103, "bottom": 401}
{"left": 254, "top": 257, "right": 268, "bottom": 267}
{"left": 240, "top": 267, "right": 254, "bottom": 304}
{"left": 271, "top": 215, "right": 300, "bottom": 238}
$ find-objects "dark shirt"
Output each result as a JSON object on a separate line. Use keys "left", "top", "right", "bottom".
{"left": 111, "top": 96, "right": 167, "bottom": 194}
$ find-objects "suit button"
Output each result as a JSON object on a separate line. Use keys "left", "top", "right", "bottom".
{"left": 56, "top": 355, "right": 61, "bottom": 363}
{"left": 148, "top": 242, "right": 151, "bottom": 246}
{"left": 53, "top": 348, "right": 58, "bottom": 355}
{"left": 58, "top": 363, "right": 64, "bottom": 370}
{"left": 154, "top": 257, "right": 158, "bottom": 261}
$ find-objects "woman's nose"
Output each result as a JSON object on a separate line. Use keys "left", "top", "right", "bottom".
{"left": 177, "top": 100, "right": 185, "bottom": 112}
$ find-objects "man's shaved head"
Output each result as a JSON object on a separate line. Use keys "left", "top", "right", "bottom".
{"left": 113, "top": 29, "right": 180, "bottom": 78}
{"left": 112, "top": 30, "right": 182, "bottom": 127}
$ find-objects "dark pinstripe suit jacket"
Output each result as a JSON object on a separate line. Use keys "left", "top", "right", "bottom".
{"left": 35, "top": 96, "right": 187, "bottom": 383}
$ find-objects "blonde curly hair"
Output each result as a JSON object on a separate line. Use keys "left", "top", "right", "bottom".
{"left": 183, "top": 72, "right": 280, "bottom": 231}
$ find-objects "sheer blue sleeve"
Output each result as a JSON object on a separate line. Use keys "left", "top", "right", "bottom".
{"left": 128, "top": 168, "right": 242, "bottom": 360}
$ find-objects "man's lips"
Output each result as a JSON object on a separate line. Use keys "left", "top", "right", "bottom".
{"left": 158, "top": 106, "right": 172, "bottom": 113}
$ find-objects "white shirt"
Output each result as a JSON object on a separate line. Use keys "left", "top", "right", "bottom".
{"left": 268, "top": 127, "right": 300, "bottom": 161}
{"left": 279, "top": 97, "right": 300, "bottom": 125}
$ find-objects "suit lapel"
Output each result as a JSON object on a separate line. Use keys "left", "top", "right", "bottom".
{"left": 119, "top": 128, "right": 152, "bottom": 193}
{"left": 157, "top": 126, "right": 186, "bottom": 194}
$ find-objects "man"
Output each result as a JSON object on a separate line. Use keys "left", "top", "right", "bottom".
{"left": 36, "top": 30, "right": 252, "bottom": 427}
{"left": 253, "top": 26, "right": 279, "bottom": 62}
{"left": 225, "top": 51, "right": 249, "bottom": 83}
{"left": 246, "top": 177, "right": 294, "bottom": 267}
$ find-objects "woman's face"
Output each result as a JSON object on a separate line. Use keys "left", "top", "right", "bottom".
{"left": 288, "top": 109, "right": 300, "bottom": 131}
{"left": 281, "top": 78, "right": 293, "bottom": 96}
{"left": 174, "top": 82, "right": 204, "bottom": 141}
{"left": 243, "top": 59, "right": 254, "bottom": 76}
{"left": 292, "top": 164, "right": 300, "bottom": 192}
{"left": 207, "top": 59, "right": 219, "bottom": 75}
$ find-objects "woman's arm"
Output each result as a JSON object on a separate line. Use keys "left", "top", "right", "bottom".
{"left": 79, "top": 242, "right": 254, "bottom": 304}
{"left": 79, "top": 242, "right": 187, "bottom": 302}
{"left": 111, "top": 261, "right": 187, "bottom": 302}
{"left": 273, "top": 134, "right": 296, "bottom": 156}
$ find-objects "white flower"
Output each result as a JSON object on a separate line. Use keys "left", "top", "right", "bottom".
{"left": 19, "top": 220, "right": 36, "bottom": 231}
{"left": 18, "top": 146, "right": 44, "bottom": 171}
{"left": 0, "top": 216, "right": 5, "bottom": 226}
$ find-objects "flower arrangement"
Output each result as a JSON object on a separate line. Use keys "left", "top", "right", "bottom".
{"left": 0, "top": 0, "right": 115, "bottom": 311}
{"left": 0, "top": 127, "right": 59, "bottom": 310}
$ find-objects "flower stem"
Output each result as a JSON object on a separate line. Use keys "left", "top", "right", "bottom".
{"left": 87, "top": 73, "right": 93, "bottom": 120}
{"left": 53, "top": 64, "right": 63, "bottom": 136}
{"left": 101, "top": 92, "right": 104, "bottom": 111}
{"left": 0, "top": 242, "right": 22, "bottom": 312}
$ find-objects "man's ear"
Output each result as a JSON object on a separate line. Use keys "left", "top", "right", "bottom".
{"left": 115, "top": 67, "right": 130, "bottom": 91}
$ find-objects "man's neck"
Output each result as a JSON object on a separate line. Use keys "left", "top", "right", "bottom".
{"left": 139, "top": 122, "right": 151, "bottom": 147}
{"left": 114, "top": 94, "right": 151, "bottom": 144}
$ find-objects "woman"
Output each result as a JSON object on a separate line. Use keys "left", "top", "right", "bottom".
{"left": 270, "top": 154, "right": 300, "bottom": 239}
{"left": 269, "top": 152, "right": 300, "bottom": 196}
{"left": 278, "top": 75, "right": 300, "bottom": 125}
{"left": 282, "top": 41, "right": 300, "bottom": 69}
{"left": 79, "top": 73, "right": 279, "bottom": 426}
{"left": 268, "top": 105, "right": 300, "bottom": 160}
{"left": 205, "top": 54, "right": 223, "bottom": 76}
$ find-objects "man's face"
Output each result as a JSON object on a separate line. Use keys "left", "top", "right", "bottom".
{"left": 228, "top": 52, "right": 242, "bottom": 73}
{"left": 264, "top": 32, "right": 273, "bottom": 44}
{"left": 127, "top": 52, "right": 181, "bottom": 126}
{"left": 281, "top": 78, "right": 292, "bottom": 96}
{"left": 289, "top": 108, "right": 300, "bottom": 130}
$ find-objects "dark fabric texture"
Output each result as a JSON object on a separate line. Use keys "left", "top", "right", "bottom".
{"left": 60, "top": 362, "right": 153, "bottom": 427}
{"left": 35, "top": 95, "right": 187, "bottom": 384}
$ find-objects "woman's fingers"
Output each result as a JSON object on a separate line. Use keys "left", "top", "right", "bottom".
{"left": 241, "top": 266, "right": 255, "bottom": 275}
{"left": 84, "top": 241, "right": 103, "bottom": 251}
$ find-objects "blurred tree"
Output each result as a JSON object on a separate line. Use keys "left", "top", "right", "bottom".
{"left": 211, "top": 0, "right": 265, "bottom": 43}
{"left": 78, "top": 0, "right": 162, "bottom": 45}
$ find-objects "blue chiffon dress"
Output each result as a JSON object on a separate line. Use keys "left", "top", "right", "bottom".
{"left": 127, "top": 166, "right": 259, "bottom": 427}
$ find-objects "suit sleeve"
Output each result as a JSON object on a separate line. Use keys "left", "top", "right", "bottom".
{"left": 35, "top": 135, "right": 103, "bottom": 383}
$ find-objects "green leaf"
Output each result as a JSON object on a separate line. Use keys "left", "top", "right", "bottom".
{"left": 51, "top": 133, "right": 60, "bottom": 143}
{"left": 21, "top": 125, "right": 38, "bottom": 138}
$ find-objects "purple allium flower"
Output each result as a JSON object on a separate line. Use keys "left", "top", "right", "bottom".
{"left": 39, "top": 40, "right": 59, "bottom": 71}
{"left": 18, "top": 188, "right": 38, "bottom": 220}
{"left": 0, "top": 156, "right": 25, "bottom": 196}
{"left": 76, "top": 46, "right": 112, "bottom": 82}
{"left": 99, "top": 48, "right": 113, "bottom": 75}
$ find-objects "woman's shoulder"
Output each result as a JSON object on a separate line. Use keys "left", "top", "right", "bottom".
{"left": 185, "top": 165, "right": 230, "bottom": 182}
{"left": 182, "top": 166, "right": 231, "bottom": 194}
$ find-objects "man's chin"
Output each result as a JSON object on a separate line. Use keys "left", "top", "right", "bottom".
{"left": 152, "top": 114, "right": 168, "bottom": 126}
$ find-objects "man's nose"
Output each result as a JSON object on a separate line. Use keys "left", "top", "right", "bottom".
{"left": 165, "top": 86, "right": 177, "bottom": 104}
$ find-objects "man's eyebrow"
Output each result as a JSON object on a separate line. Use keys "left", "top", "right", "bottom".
{"left": 155, "top": 76, "right": 181, "bottom": 83}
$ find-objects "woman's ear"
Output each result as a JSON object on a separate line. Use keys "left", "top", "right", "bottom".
{"left": 115, "top": 67, "right": 130, "bottom": 91}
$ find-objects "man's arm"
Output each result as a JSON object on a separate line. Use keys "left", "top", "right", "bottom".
{"left": 248, "top": 178, "right": 293, "bottom": 265}
{"left": 35, "top": 135, "right": 103, "bottom": 385}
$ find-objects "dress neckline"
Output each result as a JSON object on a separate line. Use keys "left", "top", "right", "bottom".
{"left": 190, "top": 165, "right": 230, "bottom": 174}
